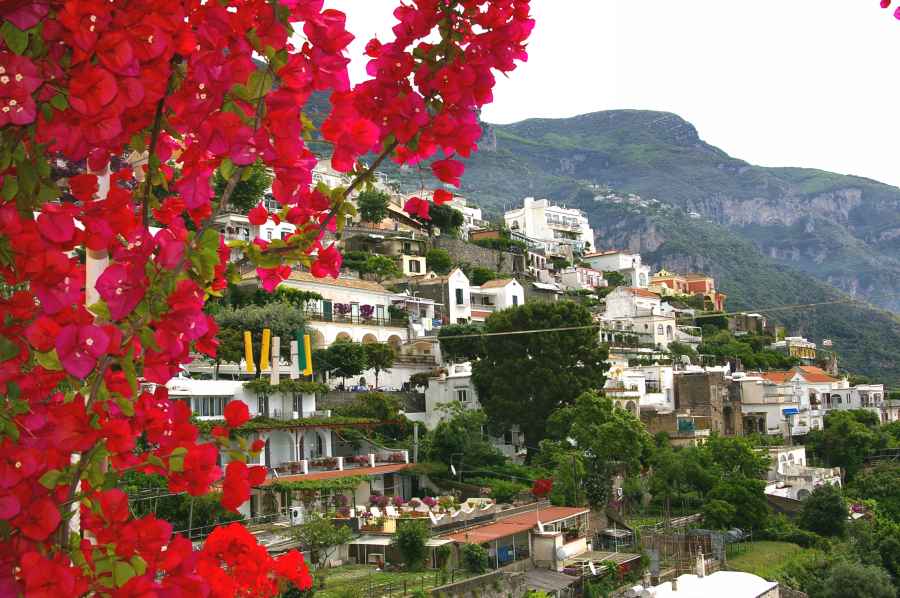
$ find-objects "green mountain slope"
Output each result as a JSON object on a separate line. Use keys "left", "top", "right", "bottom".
{"left": 447, "top": 110, "right": 900, "bottom": 385}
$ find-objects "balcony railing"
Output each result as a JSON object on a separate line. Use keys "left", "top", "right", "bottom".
{"left": 304, "top": 309, "right": 407, "bottom": 328}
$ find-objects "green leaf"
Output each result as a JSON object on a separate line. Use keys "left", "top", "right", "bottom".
{"left": 129, "top": 556, "right": 147, "bottom": 577}
{"left": 121, "top": 350, "right": 137, "bottom": 396}
{"left": 115, "top": 395, "right": 135, "bottom": 417}
{"left": 1, "top": 176, "right": 18, "bottom": 201}
{"left": 1, "top": 22, "right": 28, "bottom": 55}
{"left": 112, "top": 561, "right": 137, "bottom": 587}
{"left": 37, "top": 182, "right": 59, "bottom": 203}
{"left": 38, "top": 469, "right": 62, "bottom": 489}
{"left": 50, "top": 93, "right": 68, "bottom": 111}
{"left": 0, "top": 335, "right": 19, "bottom": 361}
{"left": 88, "top": 300, "right": 111, "bottom": 321}
{"left": 168, "top": 446, "right": 187, "bottom": 472}
{"left": 219, "top": 157, "right": 235, "bottom": 181}
{"left": 34, "top": 349, "right": 62, "bottom": 371}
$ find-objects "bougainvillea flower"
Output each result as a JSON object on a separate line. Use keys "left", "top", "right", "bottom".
{"left": 95, "top": 263, "right": 147, "bottom": 320}
{"left": 55, "top": 324, "right": 110, "bottom": 379}
{"left": 0, "top": 52, "right": 42, "bottom": 97}
{"left": 432, "top": 189, "right": 453, "bottom": 205}
{"left": 68, "top": 65, "right": 118, "bottom": 115}
{"left": 247, "top": 203, "right": 269, "bottom": 226}
{"left": 431, "top": 158, "right": 464, "bottom": 187}
{"left": 257, "top": 265, "right": 291, "bottom": 292}
{"left": 14, "top": 497, "right": 61, "bottom": 541}
{"left": 224, "top": 401, "right": 250, "bottom": 428}
{"left": 403, "top": 196, "right": 430, "bottom": 220}
{"left": 310, "top": 243, "right": 342, "bottom": 278}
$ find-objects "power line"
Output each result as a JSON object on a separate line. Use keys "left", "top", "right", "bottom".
{"left": 421, "top": 298, "right": 862, "bottom": 341}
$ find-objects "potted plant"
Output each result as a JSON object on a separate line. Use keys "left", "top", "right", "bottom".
{"left": 360, "top": 304, "right": 374, "bottom": 320}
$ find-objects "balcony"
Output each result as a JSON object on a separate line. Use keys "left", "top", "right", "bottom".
{"left": 304, "top": 308, "right": 407, "bottom": 328}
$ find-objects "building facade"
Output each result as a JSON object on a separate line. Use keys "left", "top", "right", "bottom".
{"left": 504, "top": 197, "right": 595, "bottom": 256}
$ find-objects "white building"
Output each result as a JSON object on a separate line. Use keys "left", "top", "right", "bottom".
{"left": 447, "top": 196, "right": 489, "bottom": 239}
{"left": 558, "top": 266, "right": 607, "bottom": 292}
{"left": 215, "top": 212, "right": 297, "bottom": 262}
{"left": 604, "top": 364, "right": 675, "bottom": 417}
{"left": 470, "top": 278, "right": 525, "bottom": 323}
{"left": 582, "top": 250, "right": 651, "bottom": 288}
{"left": 601, "top": 287, "right": 697, "bottom": 350}
{"left": 765, "top": 446, "right": 841, "bottom": 501}
{"left": 644, "top": 570, "right": 779, "bottom": 598}
{"left": 504, "top": 197, "right": 595, "bottom": 256}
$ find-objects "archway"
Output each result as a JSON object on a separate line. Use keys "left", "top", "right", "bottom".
{"left": 362, "top": 333, "right": 378, "bottom": 344}
{"left": 387, "top": 335, "right": 402, "bottom": 353}
{"left": 625, "top": 401, "right": 637, "bottom": 416}
{"left": 335, "top": 331, "right": 352, "bottom": 343}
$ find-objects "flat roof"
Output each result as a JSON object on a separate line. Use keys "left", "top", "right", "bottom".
{"left": 524, "top": 569, "right": 579, "bottom": 593}
{"left": 258, "top": 463, "right": 411, "bottom": 486}
{"left": 445, "top": 506, "right": 589, "bottom": 544}
{"left": 651, "top": 571, "right": 778, "bottom": 598}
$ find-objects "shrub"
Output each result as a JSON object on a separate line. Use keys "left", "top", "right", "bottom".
{"left": 461, "top": 543, "right": 489, "bottom": 574}
{"left": 467, "top": 477, "right": 527, "bottom": 504}
{"left": 392, "top": 520, "right": 430, "bottom": 571}
{"left": 426, "top": 248, "right": 453, "bottom": 274}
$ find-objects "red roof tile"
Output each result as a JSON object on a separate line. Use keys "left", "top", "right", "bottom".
{"left": 623, "top": 287, "right": 660, "bottom": 299}
{"left": 258, "top": 463, "right": 410, "bottom": 486}
{"left": 796, "top": 366, "right": 837, "bottom": 383}
{"left": 760, "top": 371, "right": 793, "bottom": 383}
{"left": 445, "top": 506, "right": 589, "bottom": 544}
{"left": 479, "top": 279, "right": 515, "bottom": 289}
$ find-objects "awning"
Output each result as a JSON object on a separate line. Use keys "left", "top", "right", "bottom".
{"left": 348, "top": 535, "right": 392, "bottom": 546}
{"left": 426, "top": 538, "right": 454, "bottom": 547}
{"left": 524, "top": 569, "right": 579, "bottom": 592}
{"left": 532, "top": 282, "right": 562, "bottom": 291}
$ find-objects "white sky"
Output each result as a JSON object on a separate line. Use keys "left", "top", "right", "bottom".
{"left": 326, "top": 1, "right": 900, "bottom": 187}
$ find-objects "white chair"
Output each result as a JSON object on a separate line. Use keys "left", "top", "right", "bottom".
{"left": 370, "top": 506, "right": 382, "bottom": 519}
{"left": 385, "top": 506, "right": 399, "bottom": 518}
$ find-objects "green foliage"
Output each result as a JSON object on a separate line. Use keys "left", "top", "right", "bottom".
{"left": 122, "top": 472, "right": 241, "bottom": 533}
{"left": 323, "top": 340, "right": 368, "bottom": 385}
{"left": 758, "top": 514, "right": 824, "bottom": 549}
{"left": 213, "top": 160, "right": 272, "bottom": 214}
{"left": 291, "top": 514, "right": 353, "bottom": 568}
{"left": 460, "top": 543, "right": 489, "bottom": 574}
{"left": 271, "top": 475, "right": 371, "bottom": 493}
{"left": 363, "top": 343, "right": 395, "bottom": 387}
{"left": 336, "top": 392, "right": 401, "bottom": 421}
{"left": 342, "top": 251, "right": 402, "bottom": 281}
{"left": 547, "top": 391, "right": 650, "bottom": 508}
{"left": 472, "top": 301, "right": 608, "bottom": 447}
{"left": 391, "top": 520, "right": 430, "bottom": 571}
{"left": 427, "top": 204, "right": 464, "bottom": 236}
{"left": 667, "top": 341, "right": 698, "bottom": 363}
{"left": 356, "top": 189, "right": 390, "bottom": 223}
{"left": 806, "top": 410, "right": 888, "bottom": 481}
{"left": 603, "top": 271, "right": 627, "bottom": 287}
{"left": 707, "top": 476, "right": 769, "bottom": 530}
{"left": 799, "top": 484, "right": 847, "bottom": 537}
{"left": 704, "top": 435, "right": 771, "bottom": 479}
{"left": 437, "top": 323, "right": 485, "bottom": 363}
{"left": 816, "top": 561, "right": 897, "bottom": 598}
{"left": 425, "top": 248, "right": 452, "bottom": 274}
{"left": 469, "top": 267, "right": 498, "bottom": 286}
{"left": 243, "top": 378, "right": 328, "bottom": 395}
{"left": 467, "top": 477, "right": 527, "bottom": 504}
{"left": 426, "top": 403, "right": 505, "bottom": 470}
{"left": 848, "top": 464, "right": 900, "bottom": 523}
{"left": 697, "top": 329, "right": 798, "bottom": 370}
{"left": 214, "top": 301, "right": 306, "bottom": 361}
{"left": 470, "top": 236, "right": 526, "bottom": 253}
{"left": 213, "top": 284, "right": 322, "bottom": 311}
{"left": 702, "top": 499, "right": 736, "bottom": 530}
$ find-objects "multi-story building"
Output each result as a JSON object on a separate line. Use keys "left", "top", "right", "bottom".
{"left": 601, "top": 287, "right": 701, "bottom": 350}
{"left": 400, "top": 268, "right": 473, "bottom": 325}
{"left": 604, "top": 363, "right": 675, "bottom": 416}
{"left": 558, "top": 266, "right": 607, "bottom": 292}
{"left": 469, "top": 278, "right": 525, "bottom": 323}
{"left": 650, "top": 270, "right": 727, "bottom": 311}
{"left": 769, "top": 336, "right": 817, "bottom": 364}
{"left": 446, "top": 196, "right": 489, "bottom": 239}
{"left": 765, "top": 446, "right": 841, "bottom": 501}
{"left": 503, "top": 197, "right": 595, "bottom": 257}
{"left": 582, "top": 250, "right": 650, "bottom": 288}
{"left": 342, "top": 230, "right": 429, "bottom": 277}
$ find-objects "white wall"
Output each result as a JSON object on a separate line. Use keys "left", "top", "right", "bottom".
{"left": 447, "top": 269, "right": 472, "bottom": 324}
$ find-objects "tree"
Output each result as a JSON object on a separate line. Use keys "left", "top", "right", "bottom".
{"left": 364, "top": 343, "right": 395, "bottom": 388}
{"left": 215, "top": 327, "right": 246, "bottom": 379}
{"left": 426, "top": 248, "right": 453, "bottom": 274}
{"left": 469, "top": 267, "right": 497, "bottom": 286}
{"left": 460, "top": 543, "right": 489, "bottom": 574}
{"left": 702, "top": 499, "right": 737, "bottom": 529}
{"left": 427, "top": 204, "right": 464, "bottom": 237}
{"left": 213, "top": 160, "right": 273, "bottom": 214}
{"left": 214, "top": 301, "right": 307, "bottom": 368}
{"left": 707, "top": 476, "right": 769, "bottom": 530}
{"left": 324, "top": 340, "right": 368, "bottom": 387}
{"left": 808, "top": 410, "right": 887, "bottom": 481}
{"left": 848, "top": 463, "right": 900, "bottom": 523}
{"left": 799, "top": 484, "right": 847, "bottom": 537}
{"left": 291, "top": 514, "right": 353, "bottom": 569}
{"left": 548, "top": 391, "right": 651, "bottom": 508}
{"left": 704, "top": 435, "right": 770, "bottom": 479}
{"left": 473, "top": 301, "right": 608, "bottom": 450}
{"left": 427, "top": 402, "right": 505, "bottom": 470}
{"left": 817, "top": 561, "right": 896, "bottom": 598}
{"left": 342, "top": 251, "right": 402, "bottom": 281}
{"left": 392, "top": 520, "right": 430, "bottom": 571}
{"left": 437, "top": 322, "right": 485, "bottom": 363}
{"left": 356, "top": 189, "right": 390, "bottom": 223}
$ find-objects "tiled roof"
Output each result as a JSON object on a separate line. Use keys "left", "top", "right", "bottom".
{"left": 583, "top": 249, "right": 624, "bottom": 257}
{"left": 257, "top": 463, "right": 410, "bottom": 486}
{"left": 796, "top": 366, "right": 838, "bottom": 383}
{"left": 479, "top": 278, "right": 515, "bottom": 289}
{"left": 445, "top": 506, "right": 589, "bottom": 544}
{"left": 760, "top": 371, "right": 794, "bottom": 384}
{"left": 623, "top": 287, "right": 660, "bottom": 299}
{"left": 683, "top": 273, "right": 713, "bottom": 280}
{"left": 243, "top": 270, "right": 391, "bottom": 293}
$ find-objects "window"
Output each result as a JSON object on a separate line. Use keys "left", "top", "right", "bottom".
{"left": 455, "top": 288, "right": 464, "bottom": 305}
{"left": 657, "top": 325, "right": 664, "bottom": 335}
{"left": 193, "top": 396, "right": 227, "bottom": 417}
{"left": 403, "top": 242, "right": 411, "bottom": 253}
{"left": 456, "top": 389, "right": 469, "bottom": 403}
{"left": 503, "top": 430, "right": 513, "bottom": 445}
{"left": 410, "top": 259, "right": 421, "bottom": 273}
{"left": 266, "top": 229, "right": 272, "bottom": 240}
{"left": 512, "top": 295, "right": 519, "bottom": 306}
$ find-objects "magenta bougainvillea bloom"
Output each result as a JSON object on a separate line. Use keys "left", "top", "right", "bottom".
{"left": 55, "top": 324, "right": 110, "bottom": 379}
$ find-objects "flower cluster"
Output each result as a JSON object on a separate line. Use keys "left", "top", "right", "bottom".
{"left": 531, "top": 478, "right": 553, "bottom": 499}
{"left": 0, "top": 0, "right": 530, "bottom": 595}
{"left": 881, "top": 0, "right": 900, "bottom": 18}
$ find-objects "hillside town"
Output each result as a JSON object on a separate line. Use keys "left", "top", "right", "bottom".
{"left": 150, "top": 163, "right": 900, "bottom": 597}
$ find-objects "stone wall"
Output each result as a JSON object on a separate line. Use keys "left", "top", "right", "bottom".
{"left": 429, "top": 570, "right": 525, "bottom": 598}
{"left": 432, "top": 237, "right": 525, "bottom": 275}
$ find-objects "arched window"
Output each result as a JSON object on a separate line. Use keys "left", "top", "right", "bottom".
{"left": 666, "top": 325, "right": 673, "bottom": 340}
{"left": 657, "top": 325, "right": 664, "bottom": 335}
